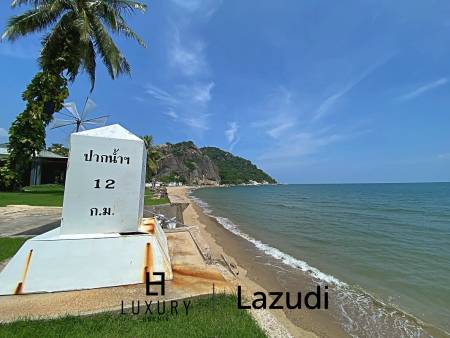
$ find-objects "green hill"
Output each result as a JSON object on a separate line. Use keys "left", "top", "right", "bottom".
{"left": 201, "top": 147, "right": 276, "bottom": 185}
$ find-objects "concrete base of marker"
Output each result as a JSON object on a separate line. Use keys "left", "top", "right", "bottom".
{"left": 0, "top": 219, "right": 172, "bottom": 295}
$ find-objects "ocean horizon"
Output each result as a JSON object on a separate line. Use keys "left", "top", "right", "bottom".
{"left": 192, "top": 183, "right": 450, "bottom": 337}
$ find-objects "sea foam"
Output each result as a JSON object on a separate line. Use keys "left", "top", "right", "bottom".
{"left": 188, "top": 189, "right": 435, "bottom": 338}
{"left": 189, "top": 190, "right": 343, "bottom": 285}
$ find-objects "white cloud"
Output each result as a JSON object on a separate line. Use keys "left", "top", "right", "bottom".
{"left": 0, "top": 127, "right": 8, "bottom": 138}
{"left": 398, "top": 78, "right": 448, "bottom": 102}
{"left": 267, "top": 122, "right": 295, "bottom": 139}
{"left": 170, "top": 0, "right": 222, "bottom": 18}
{"left": 251, "top": 87, "right": 298, "bottom": 140}
{"left": 438, "top": 153, "right": 450, "bottom": 160}
{"left": 183, "top": 115, "right": 210, "bottom": 130}
{"left": 225, "top": 122, "right": 238, "bottom": 142}
{"left": 313, "top": 90, "right": 349, "bottom": 122}
{"left": 179, "top": 82, "right": 214, "bottom": 105}
{"left": 313, "top": 56, "right": 393, "bottom": 121}
{"left": 167, "top": 0, "right": 222, "bottom": 77}
{"left": 259, "top": 129, "right": 365, "bottom": 162}
{"left": 250, "top": 85, "right": 368, "bottom": 165}
{"left": 169, "top": 28, "right": 208, "bottom": 77}
{"left": 225, "top": 122, "right": 239, "bottom": 151}
{"left": 171, "top": 0, "right": 204, "bottom": 11}
{"left": 145, "top": 85, "right": 178, "bottom": 106}
{"left": 164, "top": 110, "right": 178, "bottom": 120}
{"left": 145, "top": 83, "right": 214, "bottom": 131}
{"left": 259, "top": 132, "right": 332, "bottom": 160}
{"left": 193, "top": 82, "right": 215, "bottom": 103}
{"left": 133, "top": 96, "right": 146, "bottom": 103}
{"left": 143, "top": 0, "right": 220, "bottom": 134}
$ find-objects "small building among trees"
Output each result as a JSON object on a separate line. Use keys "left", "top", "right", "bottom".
{"left": 0, "top": 144, "right": 67, "bottom": 186}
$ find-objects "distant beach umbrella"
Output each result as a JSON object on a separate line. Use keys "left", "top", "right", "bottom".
{"left": 50, "top": 97, "right": 110, "bottom": 133}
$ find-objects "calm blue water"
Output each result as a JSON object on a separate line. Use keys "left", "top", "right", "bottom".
{"left": 192, "top": 183, "right": 450, "bottom": 336}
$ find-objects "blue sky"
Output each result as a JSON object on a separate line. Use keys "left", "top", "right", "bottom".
{"left": 1, "top": 0, "right": 450, "bottom": 183}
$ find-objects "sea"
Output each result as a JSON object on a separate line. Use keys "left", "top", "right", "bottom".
{"left": 191, "top": 183, "right": 450, "bottom": 337}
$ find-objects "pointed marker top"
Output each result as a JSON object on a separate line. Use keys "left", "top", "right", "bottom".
{"left": 74, "top": 124, "right": 143, "bottom": 142}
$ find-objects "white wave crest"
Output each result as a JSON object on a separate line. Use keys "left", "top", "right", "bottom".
{"left": 188, "top": 189, "right": 343, "bottom": 285}
{"left": 188, "top": 189, "right": 434, "bottom": 338}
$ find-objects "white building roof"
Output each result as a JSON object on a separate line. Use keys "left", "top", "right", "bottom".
{"left": 37, "top": 150, "right": 67, "bottom": 159}
{"left": 0, "top": 145, "right": 67, "bottom": 159}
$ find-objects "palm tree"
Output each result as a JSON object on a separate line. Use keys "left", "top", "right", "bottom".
{"left": 1, "top": 0, "right": 147, "bottom": 190}
{"left": 142, "top": 135, "right": 161, "bottom": 180}
{"left": 2, "top": 0, "right": 147, "bottom": 90}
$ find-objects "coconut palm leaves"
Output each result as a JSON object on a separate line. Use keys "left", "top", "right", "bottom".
{"left": 142, "top": 135, "right": 162, "bottom": 179}
{"left": 2, "top": 0, "right": 147, "bottom": 91}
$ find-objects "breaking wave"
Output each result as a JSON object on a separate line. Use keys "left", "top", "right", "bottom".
{"left": 188, "top": 190, "right": 442, "bottom": 338}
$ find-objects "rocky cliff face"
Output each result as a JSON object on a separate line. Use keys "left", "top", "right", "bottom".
{"left": 152, "top": 141, "right": 276, "bottom": 185}
{"left": 155, "top": 142, "right": 220, "bottom": 185}
{"left": 202, "top": 147, "right": 277, "bottom": 184}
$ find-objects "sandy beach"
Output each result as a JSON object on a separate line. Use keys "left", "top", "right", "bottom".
{"left": 167, "top": 186, "right": 347, "bottom": 338}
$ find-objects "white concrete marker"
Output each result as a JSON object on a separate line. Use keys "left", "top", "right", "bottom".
{"left": 61, "top": 124, "right": 146, "bottom": 234}
{"left": 0, "top": 124, "right": 172, "bottom": 295}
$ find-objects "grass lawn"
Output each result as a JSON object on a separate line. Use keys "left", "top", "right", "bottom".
{"left": 21, "top": 184, "right": 65, "bottom": 193}
{"left": 0, "top": 294, "right": 266, "bottom": 338}
{"left": 0, "top": 184, "right": 64, "bottom": 207}
{"left": 0, "top": 237, "right": 28, "bottom": 262}
{"left": 144, "top": 188, "right": 170, "bottom": 206}
{"left": 0, "top": 237, "right": 265, "bottom": 337}
{"left": 0, "top": 185, "right": 169, "bottom": 207}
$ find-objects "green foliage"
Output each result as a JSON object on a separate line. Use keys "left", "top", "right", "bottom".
{"left": 144, "top": 187, "right": 169, "bottom": 205}
{"left": 151, "top": 141, "right": 275, "bottom": 185}
{"left": 3, "top": 0, "right": 147, "bottom": 90}
{"left": 21, "top": 184, "right": 64, "bottom": 193}
{"left": 0, "top": 165, "right": 16, "bottom": 191}
{"left": 0, "top": 186, "right": 64, "bottom": 207}
{"left": 47, "top": 144, "right": 69, "bottom": 157}
{"left": 0, "top": 237, "right": 28, "bottom": 262}
{"left": 0, "top": 184, "right": 169, "bottom": 207}
{"left": 142, "top": 135, "right": 163, "bottom": 182}
{"left": 144, "top": 195, "right": 170, "bottom": 206}
{"left": 170, "top": 141, "right": 196, "bottom": 157}
{"left": 184, "top": 160, "right": 197, "bottom": 171}
{"left": 159, "top": 173, "right": 186, "bottom": 184}
{"left": 0, "top": 294, "right": 266, "bottom": 338}
{"left": 1, "top": 0, "right": 147, "bottom": 190}
{"left": 0, "top": 71, "right": 68, "bottom": 190}
{"left": 202, "top": 147, "right": 277, "bottom": 185}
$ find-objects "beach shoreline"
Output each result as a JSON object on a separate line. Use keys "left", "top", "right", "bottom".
{"left": 167, "top": 185, "right": 450, "bottom": 338}
{"left": 167, "top": 186, "right": 346, "bottom": 338}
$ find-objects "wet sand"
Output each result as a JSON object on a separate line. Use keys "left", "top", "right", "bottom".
{"left": 168, "top": 186, "right": 347, "bottom": 338}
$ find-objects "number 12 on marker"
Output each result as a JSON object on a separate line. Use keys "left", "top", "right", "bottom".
{"left": 94, "top": 179, "right": 115, "bottom": 189}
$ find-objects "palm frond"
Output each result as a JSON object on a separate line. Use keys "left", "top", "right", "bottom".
{"left": 102, "top": 0, "right": 147, "bottom": 14}
{"left": 11, "top": 0, "right": 44, "bottom": 8}
{"left": 2, "top": 3, "right": 66, "bottom": 41}
{"left": 39, "top": 12, "right": 74, "bottom": 68}
{"left": 73, "top": 10, "right": 91, "bottom": 43}
{"left": 96, "top": 4, "right": 146, "bottom": 48}
{"left": 5, "top": 0, "right": 145, "bottom": 92}
{"left": 82, "top": 40, "right": 96, "bottom": 92}
{"left": 116, "top": 19, "right": 146, "bottom": 47}
{"left": 90, "top": 15, "right": 131, "bottom": 78}
{"left": 96, "top": 3, "right": 120, "bottom": 30}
